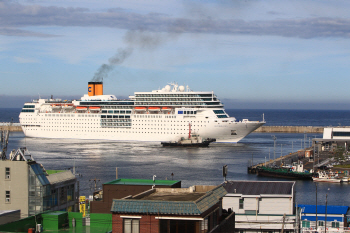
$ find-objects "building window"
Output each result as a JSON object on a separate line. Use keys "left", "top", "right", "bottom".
{"left": 332, "top": 222, "right": 340, "bottom": 228}
{"left": 124, "top": 219, "right": 139, "bottom": 233}
{"left": 239, "top": 198, "right": 244, "bottom": 209}
{"left": 318, "top": 221, "right": 324, "bottom": 226}
{"left": 5, "top": 167, "right": 10, "bottom": 179}
{"left": 302, "top": 221, "right": 310, "bottom": 228}
{"left": 5, "top": 191, "right": 10, "bottom": 203}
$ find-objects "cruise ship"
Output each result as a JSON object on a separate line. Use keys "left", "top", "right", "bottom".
{"left": 19, "top": 82, "right": 265, "bottom": 143}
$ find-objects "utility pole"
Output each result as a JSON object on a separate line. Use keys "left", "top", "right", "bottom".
{"left": 281, "top": 213, "right": 286, "bottom": 233}
{"left": 325, "top": 193, "right": 328, "bottom": 233}
{"left": 89, "top": 178, "right": 101, "bottom": 192}
{"left": 315, "top": 183, "right": 318, "bottom": 230}
{"left": 272, "top": 135, "right": 277, "bottom": 163}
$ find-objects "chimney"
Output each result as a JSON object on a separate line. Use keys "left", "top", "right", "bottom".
{"left": 88, "top": 82, "right": 95, "bottom": 96}
{"left": 95, "top": 82, "right": 103, "bottom": 96}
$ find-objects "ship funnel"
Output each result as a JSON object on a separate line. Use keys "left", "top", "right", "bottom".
{"left": 95, "top": 82, "right": 103, "bottom": 96}
{"left": 88, "top": 82, "right": 103, "bottom": 96}
{"left": 88, "top": 82, "right": 95, "bottom": 96}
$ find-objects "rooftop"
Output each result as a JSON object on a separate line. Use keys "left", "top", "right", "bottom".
{"left": 47, "top": 170, "right": 76, "bottom": 185}
{"left": 104, "top": 178, "right": 180, "bottom": 186}
{"left": 298, "top": 204, "right": 349, "bottom": 215}
{"left": 111, "top": 185, "right": 227, "bottom": 215}
{"left": 223, "top": 180, "right": 295, "bottom": 195}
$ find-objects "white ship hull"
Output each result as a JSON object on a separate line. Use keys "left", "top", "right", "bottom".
{"left": 19, "top": 82, "right": 265, "bottom": 143}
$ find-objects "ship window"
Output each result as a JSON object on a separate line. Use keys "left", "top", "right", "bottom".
{"left": 24, "top": 105, "right": 35, "bottom": 108}
{"left": 114, "top": 110, "right": 119, "bottom": 114}
{"left": 214, "top": 110, "right": 225, "bottom": 114}
{"left": 102, "top": 110, "right": 107, "bottom": 113}
{"left": 101, "top": 115, "right": 106, "bottom": 118}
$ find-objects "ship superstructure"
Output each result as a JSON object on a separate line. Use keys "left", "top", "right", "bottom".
{"left": 19, "top": 82, "right": 265, "bottom": 143}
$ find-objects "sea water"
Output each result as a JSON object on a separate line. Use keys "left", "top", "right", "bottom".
{"left": 2, "top": 108, "right": 350, "bottom": 206}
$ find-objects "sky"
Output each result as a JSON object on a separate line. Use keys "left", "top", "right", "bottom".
{"left": 1, "top": 0, "right": 350, "bottom": 109}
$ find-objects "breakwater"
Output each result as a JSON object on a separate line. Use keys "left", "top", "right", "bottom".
{"left": 254, "top": 126, "right": 324, "bottom": 133}
{"left": 0, "top": 123, "right": 22, "bottom": 132}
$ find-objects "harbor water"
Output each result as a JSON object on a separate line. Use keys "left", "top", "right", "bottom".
{"left": 2, "top": 108, "right": 350, "bottom": 206}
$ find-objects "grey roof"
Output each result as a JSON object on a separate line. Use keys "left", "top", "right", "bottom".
{"left": 223, "top": 180, "right": 295, "bottom": 195}
{"left": 0, "top": 210, "right": 20, "bottom": 216}
{"left": 111, "top": 186, "right": 227, "bottom": 215}
{"left": 30, "top": 164, "right": 50, "bottom": 186}
{"left": 47, "top": 170, "right": 76, "bottom": 184}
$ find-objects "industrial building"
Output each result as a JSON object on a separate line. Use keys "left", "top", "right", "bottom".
{"left": 0, "top": 148, "right": 78, "bottom": 218}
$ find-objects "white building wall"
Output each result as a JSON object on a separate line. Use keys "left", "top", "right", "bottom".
{"left": 222, "top": 196, "right": 240, "bottom": 213}
{"left": 323, "top": 128, "right": 333, "bottom": 139}
{"left": 0, "top": 161, "right": 29, "bottom": 217}
{"left": 244, "top": 197, "right": 258, "bottom": 211}
{"left": 235, "top": 215, "right": 296, "bottom": 230}
{"left": 259, "top": 197, "right": 293, "bottom": 214}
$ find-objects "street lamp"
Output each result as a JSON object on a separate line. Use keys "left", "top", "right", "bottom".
{"left": 299, "top": 139, "right": 303, "bottom": 150}
{"left": 315, "top": 183, "right": 318, "bottom": 230}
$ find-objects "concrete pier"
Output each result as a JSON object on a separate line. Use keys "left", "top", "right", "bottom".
{"left": 254, "top": 126, "right": 324, "bottom": 134}
{"left": 0, "top": 123, "right": 22, "bottom": 132}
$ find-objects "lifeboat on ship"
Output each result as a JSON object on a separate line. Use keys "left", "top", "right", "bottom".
{"left": 76, "top": 106, "right": 88, "bottom": 111}
{"left": 89, "top": 106, "right": 101, "bottom": 111}
{"left": 62, "top": 104, "right": 74, "bottom": 109}
{"left": 134, "top": 107, "right": 147, "bottom": 112}
{"left": 161, "top": 107, "right": 172, "bottom": 111}
{"left": 148, "top": 107, "right": 160, "bottom": 112}
{"left": 51, "top": 104, "right": 61, "bottom": 110}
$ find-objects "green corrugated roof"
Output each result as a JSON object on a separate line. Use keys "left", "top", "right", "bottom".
{"left": 46, "top": 170, "right": 65, "bottom": 175}
{"left": 104, "top": 178, "right": 180, "bottom": 186}
{"left": 111, "top": 186, "right": 227, "bottom": 215}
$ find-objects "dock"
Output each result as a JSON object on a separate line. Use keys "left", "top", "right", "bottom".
{"left": 248, "top": 150, "right": 304, "bottom": 174}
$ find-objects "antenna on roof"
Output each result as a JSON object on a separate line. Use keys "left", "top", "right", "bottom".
{"left": 223, "top": 165, "right": 228, "bottom": 182}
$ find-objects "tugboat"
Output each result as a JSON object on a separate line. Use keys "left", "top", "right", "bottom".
{"left": 161, "top": 123, "right": 216, "bottom": 147}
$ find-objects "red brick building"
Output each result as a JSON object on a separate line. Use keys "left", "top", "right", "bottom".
{"left": 90, "top": 178, "right": 181, "bottom": 214}
{"left": 111, "top": 185, "right": 227, "bottom": 233}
